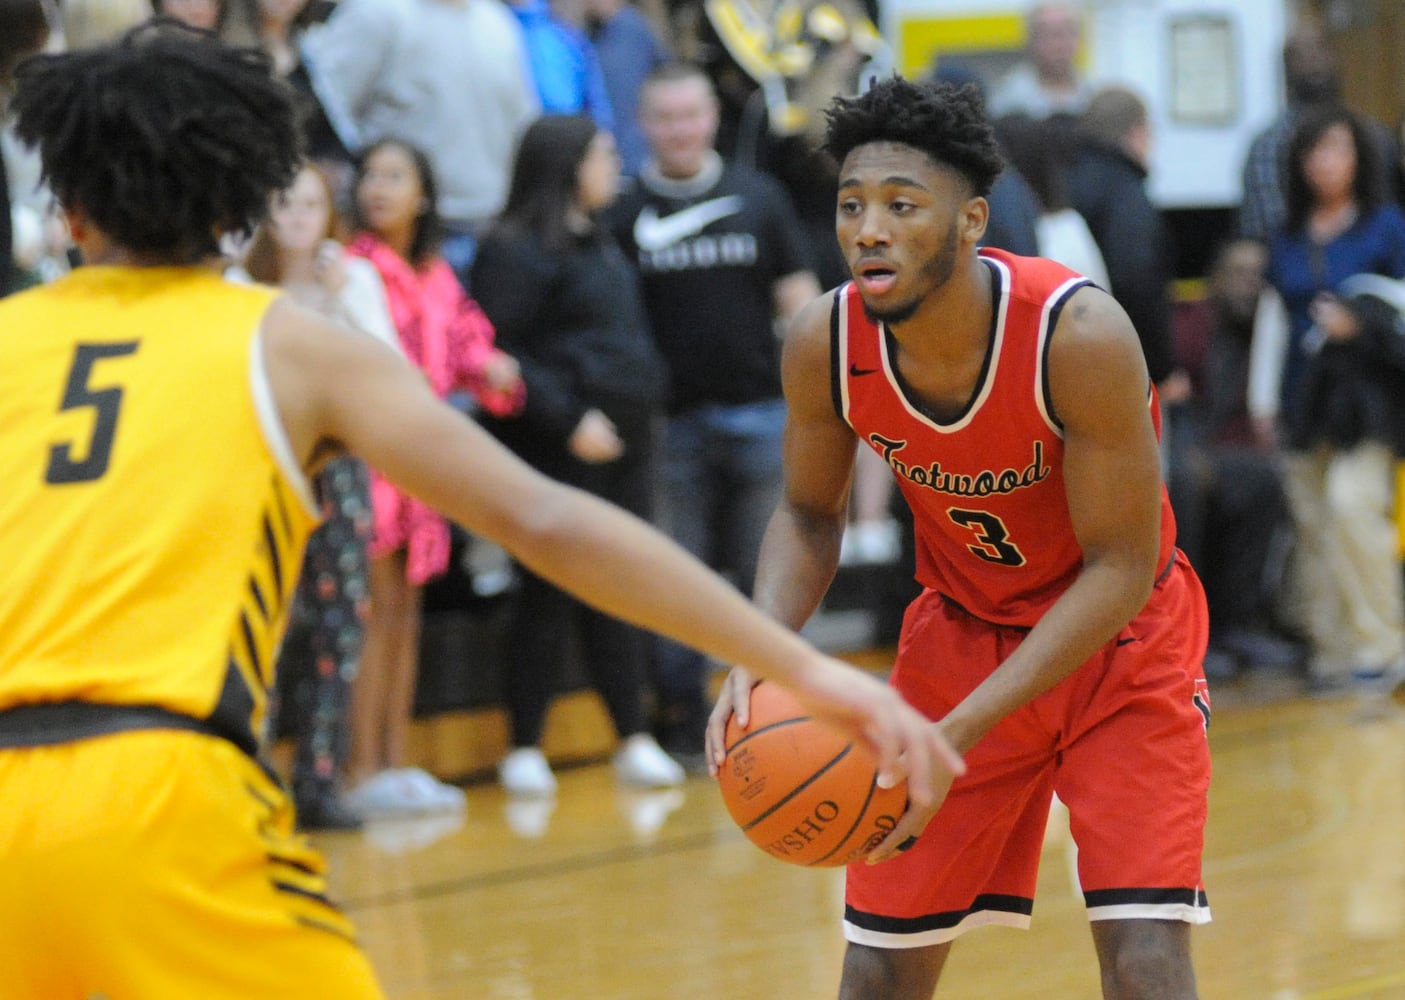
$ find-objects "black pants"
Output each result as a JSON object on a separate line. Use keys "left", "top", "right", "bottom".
{"left": 1168, "top": 444, "right": 1290, "bottom": 633}
{"left": 505, "top": 402, "right": 658, "bottom": 747}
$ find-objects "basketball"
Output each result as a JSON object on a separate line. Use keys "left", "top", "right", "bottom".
{"left": 718, "top": 682, "right": 908, "bottom": 867}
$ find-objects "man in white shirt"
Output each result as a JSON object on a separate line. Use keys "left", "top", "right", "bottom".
{"left": 303, "top": 0, "right": 540, "bottom": 280}
{"left": 988, "top": 2, "right": 1093, "bottom": 120}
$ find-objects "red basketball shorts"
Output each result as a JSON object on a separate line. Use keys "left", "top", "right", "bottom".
{"left": 845, "top": 550, "right": 1212, "bottom": 949}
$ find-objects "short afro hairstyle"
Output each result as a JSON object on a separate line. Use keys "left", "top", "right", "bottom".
{"left": 11, "top": 21, "right": 301, "bottom": 262}
{"left": 823, "top": 77, "right": 1005, "bottom": 198}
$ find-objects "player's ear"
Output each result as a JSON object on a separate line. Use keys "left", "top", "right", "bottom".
{"left": 960, "top": 195, "right": 989, "bottom": 247}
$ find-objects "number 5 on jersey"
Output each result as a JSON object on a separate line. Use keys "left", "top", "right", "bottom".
{"left": 46, "top": 341, "right": 140, "bottom": 485}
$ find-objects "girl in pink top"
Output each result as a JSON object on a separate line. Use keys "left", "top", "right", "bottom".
{"left": 345, "top": 138, "right": 524, "bottom": 815}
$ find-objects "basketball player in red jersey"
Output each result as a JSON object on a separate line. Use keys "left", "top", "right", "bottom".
{"left": 706, "top": 77, "right": 1211, "bottom": 999}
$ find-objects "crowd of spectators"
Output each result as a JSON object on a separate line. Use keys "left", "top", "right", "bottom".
{"left": 4, "top": 0, "right": 1405, "bottom": 831}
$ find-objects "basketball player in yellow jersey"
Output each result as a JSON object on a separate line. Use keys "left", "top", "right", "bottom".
{"left": 0, "top": 25, "right": 962, "bottom": 999}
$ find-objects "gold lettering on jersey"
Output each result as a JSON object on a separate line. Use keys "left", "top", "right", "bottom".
{"left": 868, "top": 436, "right": 1051, "bottom": 497}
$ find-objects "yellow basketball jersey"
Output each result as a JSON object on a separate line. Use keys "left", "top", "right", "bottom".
{"left": 0, "top": 266, "right": 317, "bottom": 753}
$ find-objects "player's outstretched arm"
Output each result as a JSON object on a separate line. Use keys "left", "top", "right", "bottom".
{"left": 263, "top": 299, "right": 964, "bottom": 810}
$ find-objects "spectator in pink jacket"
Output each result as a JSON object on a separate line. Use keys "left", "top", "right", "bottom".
{"left": 344, "top": 138, "right": 524, "bottom": 816}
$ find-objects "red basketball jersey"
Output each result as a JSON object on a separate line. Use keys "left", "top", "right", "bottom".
{"left": 832, "top": 248, "right": 1177, "bottom": 627}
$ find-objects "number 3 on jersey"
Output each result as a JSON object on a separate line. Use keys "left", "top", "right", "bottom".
{"left": 46, "top": 341, "right": 140, "bottom": 485}
{"left": 947, "top": 507, "right": 1025, "bottom": 567}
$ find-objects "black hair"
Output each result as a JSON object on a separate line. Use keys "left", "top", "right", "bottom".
{"left": 349, "top": 138, "right": 443, "bottom": 268}
{"left": 10, "top": 21, "right": 301, "bottom": 262}
{"left": 822, "top": 76, "right": 1004, "bottom": 198}
{"left": 493, "top": 114, "right": 602, "bottom": 254}
{"left": 1283, "top": 104, "right": 1384, "bottom": 236}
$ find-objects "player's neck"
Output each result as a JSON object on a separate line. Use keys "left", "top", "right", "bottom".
{"left": 889, "top": 257, "right": 992, "bottom": 355}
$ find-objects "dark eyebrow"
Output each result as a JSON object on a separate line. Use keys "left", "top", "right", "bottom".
{"left": 837, "top": 175, "right": 930, "bottom": 192}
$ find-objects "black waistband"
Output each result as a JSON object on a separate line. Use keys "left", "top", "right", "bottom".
{"left": 0, "top": 702, "right": 233, "bottom": 751}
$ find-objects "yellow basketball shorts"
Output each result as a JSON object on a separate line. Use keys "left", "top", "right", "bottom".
{"left": 0, "top": 728, "right": 383, "bottom": 999}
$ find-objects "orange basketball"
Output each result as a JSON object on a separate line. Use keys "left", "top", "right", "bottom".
{"left": 718, "top": 681, "right": 908, "bottom": 867}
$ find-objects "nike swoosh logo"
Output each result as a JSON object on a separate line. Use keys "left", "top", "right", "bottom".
{"left": 633, "top": 196, "right": 745, "bottom": 253}
{"left": 849, "top": 363, "right": 880, "bottom": 377}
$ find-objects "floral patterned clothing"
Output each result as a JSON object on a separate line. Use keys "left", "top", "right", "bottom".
{"left": 269, "top": 457, "right": 373, "bottom": 797}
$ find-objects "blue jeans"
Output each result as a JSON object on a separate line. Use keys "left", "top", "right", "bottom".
{"left": 653, "top": 399, "right": 786, "bottom": 745}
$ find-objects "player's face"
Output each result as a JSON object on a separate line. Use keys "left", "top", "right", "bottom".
{"left": 357, "top": 145, "right": 426, "bottom": 240}
{"left": 575, "top": 131, "right": 621, "bottom": 214}
{"left": 639, "top": 76, "right": 719, "bottom": 179}
{"left": 836, "top": 142, "right": 977, "bottom": 325}
{"left": 268, "top": 168, "right": 330, "bottom": 255}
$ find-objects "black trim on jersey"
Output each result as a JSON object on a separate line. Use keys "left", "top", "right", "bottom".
{"left": 262, "top": 514, "right": 284, "bottom": 593}
{"left": 244, "top": 780, "right": 280, "bottom": 812}
{"left": 207, "top": 657, "right": 259, "bottom": 756}
{"left": 881, "top": 261, "right": 1004, "bottom": 426}
{"left": 295, "top": 914, "right": 358, "bottom": 944}
{"left": 239, "top": 611, "right": 264, "bottom": 683}
{"left": 248, "top": 577, "right": 269, "bottom": 622}
{"left": 271, "top": 479, "right": 294, "bottom": 546}
{"left": 845, "top": 893, "right": 1033, "bottom": 934}
{"left": 268, "top": 853, "right": 321, "bottom": 877}
{"left": 1039, "top": 278, "right": 1092, "bottom": 430}
{"left": 271, "top": 879, "right": 340, "bottom": 911}
{"left": 1084, "top": 888, "right": 1209, "bottom": 909}
{"left": 829, "top": 287, "right": 845, "bottom": 423}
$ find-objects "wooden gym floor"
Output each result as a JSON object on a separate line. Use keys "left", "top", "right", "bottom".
{"left": 315, "top": 651, "right": 1405, "bottom": 999}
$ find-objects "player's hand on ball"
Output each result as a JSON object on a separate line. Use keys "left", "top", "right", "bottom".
{"left": 791, "top": 656, "right": 965, "bottom": 863}
{"left": 705, "top": 666, "right": 757, "bottom": 777}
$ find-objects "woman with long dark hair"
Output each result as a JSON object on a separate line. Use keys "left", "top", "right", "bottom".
{"left": 1251, "top": 104, "right": 1405, "bottom": 694}
{"left": 472, "top": 115, "right": 682, "bottom": 797}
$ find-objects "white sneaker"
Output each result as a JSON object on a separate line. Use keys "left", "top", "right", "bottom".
{"left": 346, "top": 767, "right": 466, "bottom": 818}
{"left": 613, "top": 733, "right": 686, "bottom": 788}
{"left": 498, "top": 747, "right": 557, "bottom": 797}
{"left": 395, "top": 767, "right": 467, "bottom": 810}
{"left": 363, "top": 813, "right": 466, "bottom": 855}
{"left": 617, "top": 788, "right": 686, "bottom": 839}
{"left": 503, "top": 798, "right": 556, "bottom": 838}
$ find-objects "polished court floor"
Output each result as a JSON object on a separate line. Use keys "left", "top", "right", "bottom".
{"left": 318, "top": 663, "right": 1405, "bottom": 999}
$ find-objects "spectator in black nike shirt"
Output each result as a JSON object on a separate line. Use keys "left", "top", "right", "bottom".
{"left": 609, "top": 62, "right": 820, "bottom": 767}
